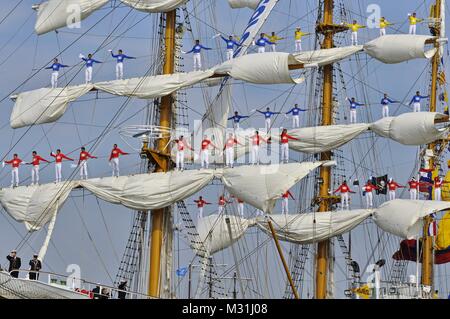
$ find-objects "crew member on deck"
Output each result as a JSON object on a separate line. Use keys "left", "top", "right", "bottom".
{"left": 27, "top": 151, "right": 50, "bottom": 185}
{"left": 28, "top": 254, "right": 42, "bottom": 281}
{"left": 255, "top": 33, "right": 274, "bottom": 53}
{"left": 80, "top": 53, "right": 102, "bottom": 84}
{"left": 4, "top": 154, "right": 23, "bottom": 188}
{"left": 109, "top": 144, "right": 129, "bottom": 177}
{"left": 387, "top": 178, "right": 405, "bottom": 200}
{"left": 174, "top": 136, "right": 193, "bottom": 171}
{"left": 108, "top": 49, "right": 136, "bottom": 80}
{"left": 228, "top": 111, "right": 250, "bottom": 130}
{"left": 286, "top": 104, "right": 307, "bottom": 128}
{"left": 380, "top": 93, "right": 399, "bottom": 118}
{"left": 218, "top": 195, "right": 232, "bottom": 214}
{"left": 200, "top": 135, "right": 219, "bottom": 169}
{"left": 224, "top": 133, "right": 243, "bottom": 168}
{"left": 6, "top": 250, "right": 21, "bottom": 278}
{"left": 267, "top": 32, "right": 284, "bottom": 52}
{"left": 194, "top": 196, "right": 211, "bottom": 219}
{"left": 45, "top": 58, "right": 69, "bottom": 88}
{"left": 183, "top": 40, "right": 212, "bottom": 71}
{"left": 334, "top": 181, "right": 356, "bottom": 210}
{"left": 408, "top": 12, "right": 423, "bottom": 35}
{"left": 294, "top": 27, "right": 310, "bottom": 52}
{"left": 346, "top": 97, "right": 366, "bottom": 124}
{"left": 50, "top": 149, "right": 74, "bottom": 183}
{"left": 346, "top": 20, "right": 365, "bottom": 46}
{"left": 219, "top": 34, "right": 241, "bottom": 60}
{"left": 78, "top": 147, "right": 97, "bottom": 180}
{"left": 250, "top": 131, "right": 269, "bottom": 165}
{"left": 363, "top": 180, "right": 379, "bottom": 208}
{"left": 256, "top": 107, "right": 281, "bottom": 132}
{"left": 281, "top": 190, "right": 295, "bottom": 215}
{"left": 409, "top": 91, "right": 430, "bottom": 112}
{"left": 280, "top": 129, "right": 299, "bottom": 164}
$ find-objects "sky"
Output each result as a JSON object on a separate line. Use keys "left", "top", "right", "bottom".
{"left": 0, "top": 0, "right": 449, "bottom": 299}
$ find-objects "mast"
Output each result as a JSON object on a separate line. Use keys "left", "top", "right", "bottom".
{"left": 147, "top": 10, "right": 177, "bottom": 298}
{"left": 421, "top": 0, "right": 442, "bottom": 291}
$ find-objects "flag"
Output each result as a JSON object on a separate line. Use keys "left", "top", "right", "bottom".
{"left": 428, "top": 221, "right": 438, "bottom": 236}
{"left": 419, "top": 168, "right": 433, "bottom": 197}
{"left": 372, "top": 175, "right": 388, "bottom": 195}
{"left": 176, "top": 267, "right": 188, "bottom": 277}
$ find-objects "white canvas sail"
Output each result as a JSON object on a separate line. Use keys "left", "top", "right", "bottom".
{"left": 34, "top": 0, "right": 109, "bottom": 35}
{"left": 293, "top": 46, "right": 364, "bottom": 67}
{"left": 227, "top": 0, "right": 260, "bottom": 10}
{"left": 120, "top": 0, "right": 187, "bottom": 12}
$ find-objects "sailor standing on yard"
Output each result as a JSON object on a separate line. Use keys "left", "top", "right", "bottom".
{"left": 286, "top": 104, "right": 307, "bottom": 128}
{"left": 194, "top": 196, "right": 211, "bottom": 219}
{"left": 228, "top": 111, "right": 250, "bottom": 130}
{"left": 346, "top": 20, "right": 365, "bottom": 46}
{"left": 200, "top": 135, "right": 219, "bottom": 169}
{"left": 4, "top": 154, "right": 23, "bottom": 188}
{"left": 294, "top": 27, "right": 310, "bottom": 52}
{"left": 433, "top": 176, "right": 449, "bottom": 201}
{"left": 267, "top": 32, "right": 284, "bottom": 52}
{"left": 218, "top": 195, "right": 232, "bottom": 214}
{"left": 379, "top": 17, "right": 393, "bottom": 36}
{"left": 218, "top": 34, "right": 241, "bottom": 60}
{"left": 346, "top": 97, "right": 365, "bottom": 124}
{"left": 281, "top": 190, "right": 295, "bottom": 215}
{"left": 255, "top": 33, "right": 274, "bottom": 53}
{"left": 363, "top": 180, "right": 378, "bottom": 208}
{"left": 409, "top": 91, "right": 430, "bottom": 112}
{"left": 334, "top": 181, "right": 356, "bottom": 210}
{"left": 174, "top": 136, "right": 193, "bottom": 171}
{"left": 280, "top": 129, "right": 299, "bottom": 164}
{"left": 108, "top": 49, "right": 136, "bottom": 80}
{"left": 50, "top": 149, "right": 74, "bottom": 183}
{"left": 183, "top": 40, "right": 212, "bottom": 71}
{"left": 408, "top": 12, "right": 423, "bottom": 35}
{"left": 387, "top": 178, "right": 405, "bottom": 200}
{"left": 109, "top": 144, "right": 129, "bottom": 177}
{"left": 256, "top": 107, "right": 281, "bottom": 132}
{"left": 78, "top": 147, "right": 97, "bottom": 180}
{"left": 223, "top": 133, "right": 243, "bottom": 168}
{"left": 250, "top": 131, "right": 269, "bottom": 165}
{"left": 45, "top": 58, "right": 69, "bottom": 88}
{"left": 79, "top": 53, "right": 102, "bottom": 84}
{"left": 407, "top": 177, "right": 431, "bottom": 200}
{"left": 27, "top": 151, "right": 50, "bottom": 185}
{"left": 380, "top": 93, "right": 399, "bottom": 118}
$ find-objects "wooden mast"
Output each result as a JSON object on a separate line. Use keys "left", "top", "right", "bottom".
{"left": 421, "top": 0, "right": 442, "bottom": 291}
{"left": 147, "top": 10, "right": 177, "bottom": 298}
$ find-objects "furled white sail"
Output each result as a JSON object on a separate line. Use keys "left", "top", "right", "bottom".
{"left": 79, "top": 170, "right": 215, "bottom": 211}
{"left": 217, "top": 162, "right": 327, "bottom": 213}
{"left": 227, "top": 0, "right": 260, "bottom": 10}
{"left": 363, "top": 35, "right": 437, "bottom": 64}
{"left": 373, "top": 199, "right": 450, "bottom": 239}
{"left": 120, "top": 0, "right": 187, "bottom": 12}
{"left": 370, "top": 112, "right": 449, "bottom": 145}
{"left": 34, "top": 0, "right": 109, "bottom": 35}
{"left": 215, "top": 53, "right": 304, "bottom": 84}
{"left": 256, "top": 210, "right": 373, "bottom": 244}
{"left": 293, "top": 46, "right": 364, "bottom": 67}
{"left": 0, "top": 182, "right": 76, "bottom": 231}
{"left": 195, "top": 214, "right": 253, "bottom": 256}
{"left": 10, "top": 85, "right": 93, "bottom": 129}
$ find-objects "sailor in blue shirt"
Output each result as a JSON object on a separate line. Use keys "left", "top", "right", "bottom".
{"left": 409, "top": 91, "right": 430, "bottom": 112}
{"left": 286, "top": 104, "right": 307, "bottom": 128}
{"left": 45, "top": 58, "right": 69, "bottom": 88}
{"left": 79, "top": 53, "right": 102, "bottom": 83}
{"left": 257, "top": 107, "right": 281, "bottom": 132}
{"left": 219, "top": 34, "right": 241, "bottom": 60}
{"left": 183, "top": 40, "right": 212, "bottom": 71}
{"left": 255, "top": 33, "right": 274, "bottom": 53}
{"left": 108, "top": 49, "right": 136, "bottom": 80}
{"left": 346, "top": 97, "right": 365, "bottom": 123}
{"left": 228, "top": 111, "right": 250, "bottom": 130}
{"left": 380, "top": 93, "right": 399, "bottom": 118}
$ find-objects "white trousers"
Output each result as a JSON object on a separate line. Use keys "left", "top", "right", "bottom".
{"left": 351, "top": 32, "right": 358, "bottom": 45}
{"left": 366, "top": 191, "right": 373, "bottom": 208}
{"left": 176, "top": 150, "right": 185, "bottom": 170}
{"left": 382, "top": 105, "right": 389, "bottom": 118}
{"left": 350, "top": 109, "right": 357, "bottom": 123}
{"left": 409, "top": 25, "right": 417, "bottom": 35}
{"left": 197, "top": 207, "right": 203, "bottom": 220}
{"left": 31, "top": 165, "right": 40, "bottom": 184}
{"left": 226, "top": 49, "right": 234, "bottom": 60}
{"left": 55, "top": 163, "right": 62, "bottom": 182}
{"left": 281, "top": 143, "right": 289, "bottom": 163}
{"left": 85, "top": 67, "right": 93, "bottom": 83}
{"left": 11, "top": 168, "right": 19, "bottom": 187}
{"left": 410, "top": 188, "right": 418, "bottom": 200}
{"left": 281, "top": 197, "right": 289, "bottom": 214}
{"left": 341, "top": 193, "right": 349, "bottom": 210}
{"left": 292, "top": 115, "right": 300, "bottom": 128}
{"left": 435, "top": 188, "right": 442, "bottom": 201}
{"left": 413, "top": 102, "right": 421, "bottom": 112}
{"left": 193, "top": 53, "right": 201, "bottom": 70}
{"left": 80, "top": 160, "right": 88, "bottom": 179}
{"left": 238, "top": 203, "right": 244, "bottom": 217}
{"left": 265, "top": 118, "right": 271, "bottom": 132}
{"left": 251, "top": 145, "right": 260, "bottom": 165}
{"left": 201, "top": 150, "right": 209, "bottom": 169}
{"left": 271, "top": 44, "right": 277, "bottom": 52}
{"left": 111, "top": 157, "right": 120, "bottom": 177}
{"left": 389, "top": 190, "right": 396, "bottom": 201}
{"left": 225, "top": 147, "right": 234, "bottom": 167}
{"left": 51, "top": 71, "right": 59, "bottom": 88}
{"left": 233, "top": 122, "right": 240, "bottom": 130}
{"left": 258, "top": 46, "right": 265, "bottom": 53}
{"left": 295, "top": 40, "right": 302, "bottom": 52}
{"left": 116, "top": 62, "right": 124, "bottom": 80}
{"left": 218, "top": 205, "right": 224, "bottom": 215}
{"left": 380, "top": 28, "right": 386, "bottom": 36}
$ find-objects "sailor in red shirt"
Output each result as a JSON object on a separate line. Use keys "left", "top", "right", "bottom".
{"left": 174, "top": 135, "right": 193, "bottom": 171}
{"left": 280, "top": 129, "right": 299, "bottom": 164}
{"left": 194, "top": 196, "right": 211, "bottom": 219}
{"left": 78, "top": 147, "right": 97, "bottom": 179}
{"left": 387, "top": 178, "right": 405, "bottom": 200}
{"left": 334, "top": 181, "right": 356, "bottom": 210}
{"left": 4, "top": 154, "right": 23, "bottom": 187}
{"left": 27, "top": 151, "right": 50, "bottom": 185}
{"left": 218, "top": 195, "right": 232, "bottom": 214}
{"left": 249, "top": 131, "right": 269, "bottom": 165}
{"left": 407, "top": 177, "right": 431, "bottom": 200}
{"left": 50, "top": 149, "right": 74, "bottom": 183}
{"left": 363, "top": 180, "right": 378, "bottom": 208}
{"left": 200, "top": 135, "right": 218, "bottom": 169}
{"left": 223, "top": 133, "right": 243, "bottom": 168}
{"left": 109, "top": 144, "right": 129, "bottom": 177}
{"left": 281, "top": 190, "right": 295, "bottom": 214}
{"left": 433, "top": 176, "right": 449, "bottom": 201}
